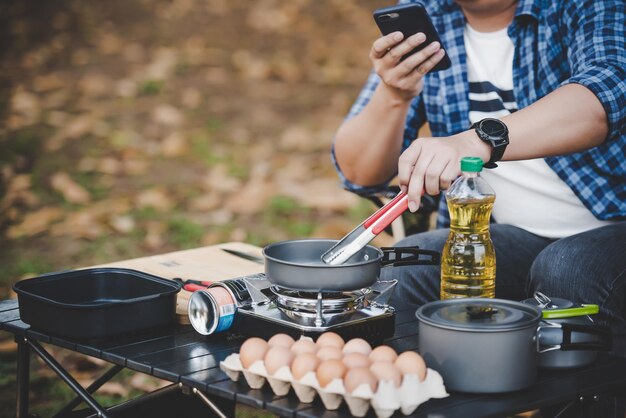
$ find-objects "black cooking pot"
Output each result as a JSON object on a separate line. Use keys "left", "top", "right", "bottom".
{"left": 262, "top": 239, "right": 439, "bottom": 292}
{"left": 416, "top": 298, "right": 611, "bottom": 393}
{"left": 522, "top": 292, "right": 612, "bottom": 369}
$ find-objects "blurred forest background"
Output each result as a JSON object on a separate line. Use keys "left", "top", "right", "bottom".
{"left": 0, "top": 0, "right": 401, "bottom": 415}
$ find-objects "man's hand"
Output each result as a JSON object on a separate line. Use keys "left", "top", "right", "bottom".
{"left": 398, "top": 131, "right": 491, "bottom": 212}
{"left": 370, "top": 32, "right": 446, "bottom": 102}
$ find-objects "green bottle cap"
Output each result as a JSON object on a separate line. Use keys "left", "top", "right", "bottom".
{"left": 460, "top": 157, "right": 483, "bottom": 172}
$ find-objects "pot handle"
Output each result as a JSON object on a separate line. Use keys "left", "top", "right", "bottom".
{"left": 380, "top": 246, "right": 440, "bottom": 267}
{"left": 538, "top": 321, "right": 613, "bottom": 353}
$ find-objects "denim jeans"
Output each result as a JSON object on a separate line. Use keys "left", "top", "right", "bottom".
{"left": 381, "top": 222, "right": 626, "bottom": 416}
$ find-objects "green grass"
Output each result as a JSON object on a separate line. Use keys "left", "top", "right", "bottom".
{"left": 167, "top": 217, "right": 204, "bottom": 249}
{"left": 138, "top": 79, "right": 164, "bottom": 95}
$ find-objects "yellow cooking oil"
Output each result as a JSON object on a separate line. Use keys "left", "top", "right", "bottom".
{"left": 440, "top": 157, "right": 496, "bottom": 300}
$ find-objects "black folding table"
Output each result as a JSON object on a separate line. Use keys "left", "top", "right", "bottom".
{"left": 1, "top": 298, "right": 625, "bottom": 418}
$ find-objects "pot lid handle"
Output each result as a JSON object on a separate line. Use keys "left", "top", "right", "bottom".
{"left": 541, "top": 304, "right": 599, "bottom": 319}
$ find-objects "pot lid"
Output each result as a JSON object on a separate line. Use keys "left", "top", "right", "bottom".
{"left": 416, "top": 298, "right": 541, "bottom": 332}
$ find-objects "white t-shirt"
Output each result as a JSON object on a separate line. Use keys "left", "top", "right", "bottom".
{"left": 464, "top": 24, "right": 610, "bottom": 239}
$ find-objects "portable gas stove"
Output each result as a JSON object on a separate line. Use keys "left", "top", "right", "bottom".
{"left": 190, "top": 273, "right": 398, "bottom": 343}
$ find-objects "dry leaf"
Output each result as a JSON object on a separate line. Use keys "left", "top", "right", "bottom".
{"left": 115, "top": 79, "right": 138, "bottom": 98}
{"left": 144, "top": 47, "right": 177, "bottom": 80}
{"left": 151, "top": 104, "right": 184, "bottom": 127}
{"left": 10, "top": 88, "right": 40, "bottom": 124}
{"left": 189, "top": 193, "right": 220, "bottom": 211}
{"left": 181, "top": 88, "right": 201, "bottom": 109}
{"left": 47, "top": 114, "right": 94, "bottom": 151}
{"left": 32, "top": 73, "right": 65, "bottom": 93}
{"left": 277, "top": 179, "right": 359, "bottom": 211}
{"left": 136, "top": 188, "right": 173, "bottom": 211}
{"left": 161, "top": 132, "right": 187, "bottom": 157}
{"left": 224, "top": 179, "right": 275, "bottom": 215}
{"left": 202, "top": 164, "right": 242, "bottom": 193}
{"left": 144, "top": 221, "right": 167, "bottom": 250}
{"left": 6, "top": 207, "right": 64, "bottom": 239}
{"left": 50, "top": 210, "right": 106, "bottom": 240}
{"left": 109, "top": 215, "right": 135, "bottom": 234}
{"left": 98, "top": 382, "right": 129, "bottom": 398}
{"left": 78, "top": 73, "right": 111, "bottom": 98}
{"left": 51, "top": 172, "right": 91, "bottom": 204}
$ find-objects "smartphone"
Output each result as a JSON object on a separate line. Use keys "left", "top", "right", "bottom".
{"left": 373, "top": 3, "right": 451, "bottom": 72}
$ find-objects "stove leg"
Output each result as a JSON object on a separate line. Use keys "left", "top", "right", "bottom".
{"left": 15, "top": 337, "right": 30, "bottom": 418}
{"left": 315, "top": 292, "right": 324, "bottom": 328}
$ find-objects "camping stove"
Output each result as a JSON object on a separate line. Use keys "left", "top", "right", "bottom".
{"left": 189, "top": 273, "right": 397, "bottom": 343}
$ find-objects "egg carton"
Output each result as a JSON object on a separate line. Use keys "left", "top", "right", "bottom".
{"left": 219, "top": 353, "right": 448, "bottom": 417}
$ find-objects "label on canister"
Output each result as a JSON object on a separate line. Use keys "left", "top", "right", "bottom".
{"left": 189, "top": 286, "right": 237, "bottom": 335}
{"left": 208, "top": 286, "right": 237, "bottom": 333}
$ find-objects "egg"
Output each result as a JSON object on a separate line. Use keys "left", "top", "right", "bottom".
{"left": 315, "top": 332, "right": 345, "bottom": 349}
{"left": 370, "top": 361, "right": 402, "bottom": 388}
{"left": 342, "top": 352, "right": 370, "bottom": 369}
{"left": 369, "top": 345, "right": 398, "bottom": 363}
{"left": 239, "top": 337, "right": 269, "bottom": 369}
{"left": 264, "top": 346, "right": 294, "bottom": 375}
{"left": 291, "top": 352, "right": 320, "bottom": 380}
{"left": 316, "top": 346, "right": 343, "bottom": 361}
{"left": 316, "top": 359, "right": 347, "bottom": 388}
{"left": 343, "top": 338, "right": 372, "bottom": 356}
{"left": 344, "top": 367, "right": 378, "bottom": 394}
{"left": 268, "top": 333, "right": 295, "bottom": 349}
{"left": 395, "top": 351, "right": 427, "bottom": 381}
{"left": 291, "top": 338, "right": 317, "bottom": 356}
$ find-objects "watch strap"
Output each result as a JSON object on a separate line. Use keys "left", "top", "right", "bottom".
{"left": 471, "top": 121, "right": 506, "bottom": 169}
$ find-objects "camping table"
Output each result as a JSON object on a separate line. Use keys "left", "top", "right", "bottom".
{"left": 2, "top": 244, "right": 626, "bottom": 418}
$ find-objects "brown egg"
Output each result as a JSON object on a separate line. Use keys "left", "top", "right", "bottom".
{"left": 316, "top": 332, "right": 345, "bottom": 349}
{"left": 370, "top": 362, "right": 402, "bottom": 388}
{"left": 344, "top": 367, "right": 378, "bottom": 394}
{"left": 343, "top": 338, "right": 372, "bottom": 356}
{"left": 342, "top": 352, "right": 371, "bottom": 369}
{"left": 291, "top": 353, "right": 320, "bottom": 380}
{"left": 395, "top": 351, "right": 427, "bottom": 381}
{"left": 239, "top": 337, "right": 269, "bottom": 369}
{"left": 291, "top": 338, "right": 317, "bottom": 356}
{"left": 316, "top": 359, "right": 347, "bottom": 388}
{"left": 268, "top": 333, "right": 295, "bottom": 349}
{"left": 264, "top": 346, "right": 294, "bottom": 375}
{"left": 369, "top": 345, "right": 398, "bottom": 363}
{"left": 316, "top": 346, "right": 343, "bottom": 361}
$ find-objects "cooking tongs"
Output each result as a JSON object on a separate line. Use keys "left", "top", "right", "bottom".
{"left": 322, "top": 192, "right": 409, "bottom": 265}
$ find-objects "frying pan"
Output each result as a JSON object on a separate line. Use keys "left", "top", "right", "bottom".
{"left": 262, "top": 239, "right": 439, "bottom": 292}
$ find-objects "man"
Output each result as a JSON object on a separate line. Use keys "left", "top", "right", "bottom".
{"left": 333, "top": 0, "right": 625, "bottom": 399}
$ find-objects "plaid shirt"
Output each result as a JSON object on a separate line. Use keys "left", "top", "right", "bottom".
{"left": 333, "top": 0, "right": 626, "bottom": 227}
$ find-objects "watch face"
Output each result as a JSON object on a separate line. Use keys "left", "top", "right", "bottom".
{"left": 481, "top": 118, "right": 507, "bottom": 137}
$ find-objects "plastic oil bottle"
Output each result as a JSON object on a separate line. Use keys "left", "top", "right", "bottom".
{"left": 440, "top": 157, "right": 496, "bottom": 299}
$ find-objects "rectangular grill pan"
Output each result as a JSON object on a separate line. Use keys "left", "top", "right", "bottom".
{"left": 13, "top": 268, "right": 181, "bottom": 340}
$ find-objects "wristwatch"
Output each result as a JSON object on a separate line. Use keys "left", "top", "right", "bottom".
{"left": 470, "top": 118, "right": 509, "bottom": 168}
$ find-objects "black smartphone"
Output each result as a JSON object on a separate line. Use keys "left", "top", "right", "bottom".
{"left": 373, "top": 3, "right": 451, "bottom": 72}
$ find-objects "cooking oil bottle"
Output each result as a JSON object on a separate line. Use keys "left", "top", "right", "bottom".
{"left": 440, "top": 157, "right": 496, "bottom": 299}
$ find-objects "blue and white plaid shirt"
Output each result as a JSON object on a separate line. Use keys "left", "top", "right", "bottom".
{"left": 333, "top": 0, "right": 625, "bottom": 227}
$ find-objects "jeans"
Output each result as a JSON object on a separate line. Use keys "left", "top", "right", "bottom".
{"left": 381, "top": 222, "right": 626, "bottom": 417}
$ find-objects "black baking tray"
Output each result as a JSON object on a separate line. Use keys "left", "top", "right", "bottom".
{"left": 13, "top": 268, "right": 181, "bottom": 340}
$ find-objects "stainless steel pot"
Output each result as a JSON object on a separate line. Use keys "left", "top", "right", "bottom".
{"left": 262, "top": 239, "right": 439, "bottom": 292}
{"left": 417, "top": 299, "right": 541, "bottom": 393}
{"left": 416, "top": 298, "right": 611, "bottom": 394}
{"left": 522, "top": 292, "right": 612, "bottom": 369}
